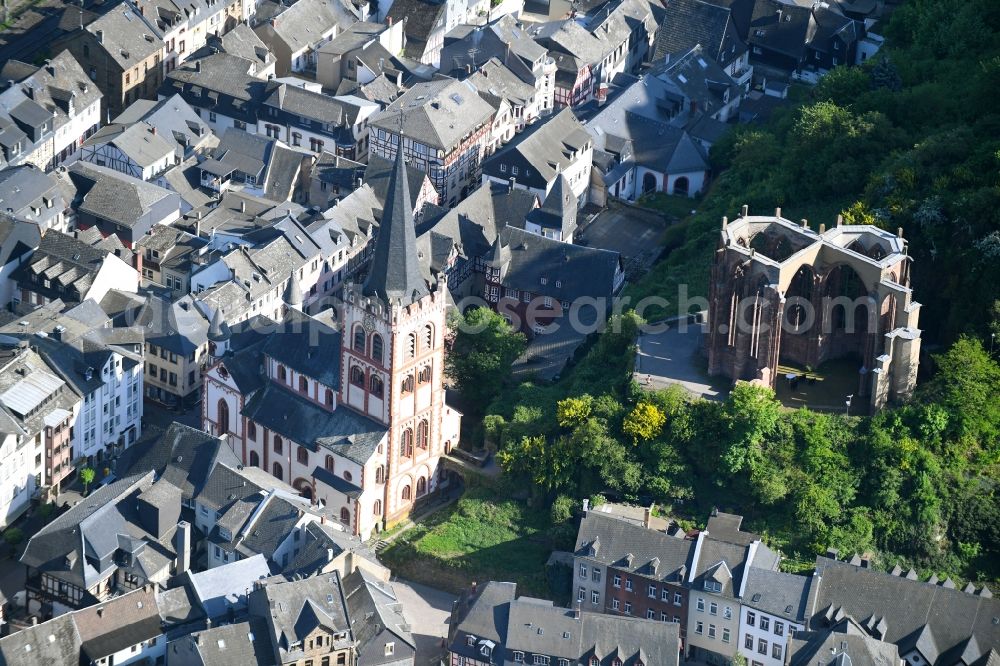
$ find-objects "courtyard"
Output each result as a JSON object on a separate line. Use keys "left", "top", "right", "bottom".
{"left": 773, "top": 357, "right": 869, "bottom": 414}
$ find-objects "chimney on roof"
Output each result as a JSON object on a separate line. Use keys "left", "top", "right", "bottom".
{"left": 327, "top": 548, "right": 336, "bottom": 563}
{"left": 240, "top": 200, "right": 246, "bottom": 213}
{"left": 96, "top": 30, "right": 104, "bottom": 44}
{"left": 819, "top": 223, "right": 826, "bottom": 233}
{"left": 837, "top": 214, "right": 844, "bottom": 227}
{"left": 509, "top": 176, "right": 516, "bottom": 193}
{"left": 194, "top": 60, "right": 201, "bottom": 73}
{"left": 573, "top": 605, "right": 581, "bottom": 619}
{"left": 582, "top": 498, "right": 589, "bottom": 515}
{"left": 643, "top": 506, "right": 652, "bottom": 529}
{"left": 173, "top": 520, "right": 191, "bottom": 574}
{"left": 30, "top": 617, "right": 38, "bottom": 626}
{"left": 151, "top": 126, "right": 157, "bottom": 135}
{"left": 740, "top": 204, "right": 748, "bottom": 217}
{"left": 775, "top": 207, "right": 782, "bottom": 218}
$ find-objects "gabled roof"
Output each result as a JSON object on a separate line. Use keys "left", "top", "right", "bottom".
{"left": 482, "top": 107, "right": 591, "bottom": 190}
{"left": 343, "top": 568, "right": 416, "bottom": 654}
{"left": 742, "top": 567, "right": 811, "bottom": 621}
{"left": 809, "top": 556, "right": 1000, "bottom": 665}
{"left": 83, "top": 7, "right": 164, "bottom": 69}
{"left": 370, "top": 78, "right": 496, "bottom": 152}
{"left": 574, "top": 512, "right": 694, "bottom": 582}
{"left": 258, "top": 0, "right": 358, "bottom": 55}
{"left": 69, "top": 161, "right": 178, "bottom": 228}
{"left": 654, "top": 0, "right": 746, "bottom": 64}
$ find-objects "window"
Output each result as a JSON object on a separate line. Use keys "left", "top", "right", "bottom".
{"left": 625, "top": 578, "right": 633, "bottom": 592}
{"left": 708, "top": 625, "right": 717, "bottom": 639}
{"left": 401, "top": 428, "right": 413, "bottom": 457}
{"left": 624, "top": 601, "right": 632, "bottom": 614}
{"left": 661, "top": 589, "right": 669, "bottom": 601}
{"left": 579, "top": 564, "right": 587, "bottom": 579}
{"left": 746, "top": 612, "right": 756, "bottom": 627}
{"left": 774, "top": 621, "right": 784, "bottom": 637}
{"left": 274, "top": 436, "right": 283, "bottom": 455}
{"left": 533, "top": 656, "right": 548, "bottom": 665}
{"left": 401, "top": 375, "right": 414, "bottom": 393}
{"left": 299, "top": 376, "right": 308, "bottom": 393}
{"left": 710, "top": 601, "right": 718, "bottom": 615}
{"left": 372, "top": 334, "right": 383, "bottom": 364}
{"left": 373, "top": 499, "right": 382, "bottom": 515}
{"left": 745, "top": 634, "right": 754, "bottom": 650}
{"left": 724, "top": 606, "right": 733, "bottom": 620}
{"left": 646, "top": 609, "right": 655, "bottom": 619}
{"left": 772, "top": 644, "right": 782, "bottom": 660}
{"left": 697, "top": 598, "right": 705, "bottom": 612}
{"left": 209, "top": 111, "right": 217, "bottom": 123}
{"left": 648, "top": 584, "right": 656, "bottom": 598}
{"left": 350, "top": 366, "right": 365, "bottom": 387}
{"left": 613, "top": 574, "right": 621, "bottom": 588}
{"left": 416, "top": 476, "right": 426, "bottom": 495}
{"left": 416, "top": 420, "right": 428, "bottom": 449}
{"left": 660, "top": 611, "right": 669, "bottom": 621}
{"left": 325, "top": 389, "right": 334, "bottom": 406}
{"left": 297, "top": 447, "right": 309, "bottom": 464}
{"left": 423, "top": 324, "right": 434, "bottom": 349}
{"left": 578, "top": 587, "right": 585, "bottom": 603}
{"left": 418, "top": 366, "right": 431, "bottom": 384}
{"left": 325, "top": 455, "right": 334, "bottom": 472}
{"left": 250, "top": 450, "right": 259, "bottom": 467}
{"left": 406, "top": 332, "right": 416, "bottom": 358}
{"left": 758, "top": 639, "right": 768, "bottom": 655}
{"left": 384, "top": 642, "right": 394, "bottom": 656}
{"left": 591, "top": 590, "right": 599, "bottom": 604}
{"left": 353, "top": 327, "right": 366, "bottom": 352}
{"left": 695, "top": 621, "right": 704, "bottom": 635}
{"left": 760, "top": 617, "right": 770, "bottom": 632}
{"left": 592, "top": 568, "right": 601, "bottom": 582}
{"left": 674, "top": 592, "right": 682, "bottom": 606}
{"left": 340, "top": 507, "right": 350, "bottom": 524}
{"left": 513, "top": 652, "right": 524, "bottom": 663}
{"left": 272, "top": 462, "right": 283, "bottom": 479}
{"left": 723, "top": 629, "right": 731, "bottom": 643}
{"left": 217, "top": 399, "right": 230, "bottom": 434}
{"left": 370, "top": 376, "right": 384, "bottom": 397}
{"left": 278, "top": 365, "right": 287, "bottom": 382}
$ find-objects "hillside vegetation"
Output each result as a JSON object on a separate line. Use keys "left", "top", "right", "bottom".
{"left": 480, "top": 0, "right": 1000, "bottom": 583}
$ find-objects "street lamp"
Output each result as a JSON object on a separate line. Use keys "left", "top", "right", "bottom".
{"left": 991, "top": 332, "right": 996, "bottom": 356}
{"left": 845, "top": 394, "right": 854, "bottom": 416}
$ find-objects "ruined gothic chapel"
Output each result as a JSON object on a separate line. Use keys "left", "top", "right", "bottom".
{"left": 705, "top": 207, "right": 922, "bottom": 411}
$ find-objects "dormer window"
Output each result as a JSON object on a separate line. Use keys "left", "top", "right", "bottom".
{"left": 467, "top": 636, "right": 475, "bottom": 647}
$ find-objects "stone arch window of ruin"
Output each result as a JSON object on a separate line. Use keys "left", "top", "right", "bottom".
{"left": 750, "top": 232, "right": 794, "bottom": 262}
{"left": 736, "top": 236, "right": 748, "bottom": 248}
{"left": 824, "top": 264, "right": 868, "bottom": 332}
{"left": 785, "top": 266, "right": 815, "bottom": 330}
{"left": 869, "top": 244, "right": 886, "bottom": 260}
{"left": 847, "top": 240, "right": 866, "bottom": 255}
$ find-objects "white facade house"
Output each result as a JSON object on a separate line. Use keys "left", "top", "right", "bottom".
{"left": 0, "top": 429, "right": 37, "bottom": 528}
{"left": 737, "top": 569, "right": 811, "bottom": 666}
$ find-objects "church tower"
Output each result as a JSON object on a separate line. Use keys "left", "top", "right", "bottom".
{"left": 340, "top": 146, "right": 460, "bottom": 527}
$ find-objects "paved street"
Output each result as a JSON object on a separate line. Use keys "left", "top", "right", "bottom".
{"left": 635, "top": 321, "right": 729, "bottom": 400}
{"left": 391, "top": 579, "right": 458, "bottom": 665}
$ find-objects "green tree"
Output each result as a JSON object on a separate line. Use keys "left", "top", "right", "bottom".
{"left": 80, "top": 467, "right": 96, "bottom": 496}
{"left": 38, "top": 502, "right": 56, "bottom": 524}
{"left": 920, "top": 336, "right": 1000, "bottom": 445}
{"left": 3, "top": 527, "right": 24, "bottom": 546}
{"left": 446, "top": 308, "right": 526, "bottom": 414}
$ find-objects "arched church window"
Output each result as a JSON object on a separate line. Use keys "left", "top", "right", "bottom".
{"left": 372, "top": 334, "right": 384, "bottom": 364}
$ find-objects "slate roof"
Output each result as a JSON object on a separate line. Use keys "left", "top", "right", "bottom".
{"left": 242, "top": 383, "right": 387, "bottom": 465}
{"left": 363, "top": 153, "right": 431, "bottom": 212}
{"left": 482, "top": 107, "right": 591, "bottom": 190}
{"left": 112, "top": 93, "right": 214, "bottom": 156}
{"left": 343, "top": 568, "right": 416, "bottom": 655}
{"left": 527, "top": 174, "right": 577, "bottom": 237}
{"left": 84, "top": 7, "right": 165, "bottom": 69}
{"left": 370, "top": 78, "right": 496, "bottom": 152}
{"left": 10, "top": 229, "right": 112, "bottom": 303}
{"left": 260, "top": 0, "right": 357, "bottom": 55}
{"left": 0, "top": 613, "right": 80, "bottom": 665}
{"left": 743, "top": 567, "right": 811, "bottom": 621}
{"left": 250, "top": 570, "right": 352, "bottom": 663}
{"left": 280, "top": 521, "right": 352, "bottom": 577}
{"left": 495, "top": 226, "right": 621, "bottom": 302}
{"left": 83, "top": 121, "right": 175, "bottom": 168}
{"left": 165, "top": 617, "right": 275, "bottom": 666}
{"left": 653, "top": 0, "right": 747, "bottom": 65}
{"left": 75, "top": 586, "right": 162, "bottom": 661}
{"left": 116, "top": 421, "right": 240, "bottom": 501}
{"left": 468, "top": 58, "right": 538, "bottom": 107}
{"left": 747, "top": 0, "right": 814, "bottom": 60}
{"left": 210, "top": 23, "right": 276, "bottom": 71}
{"left": 452, "top": 582, "right": 681, "bottom": 665}
{"left": 259, "top": 308, "right": 342, "bottom": 388}
{"left": 791, "top": 617, "right": 902, "bottom": 666}
{"left": 574, "top": 512, "right": 695, "bottom": 582}
{"left": 385, "top": 0, "right": 447, "bottom": 61}
{"left": 0, "top": 164, "right": 65, "bottom": 221}
{"left": 361, "top": 148, "right": 429, "bottom": 305}
{"left": 808, "top": 556, "right": 1000, "bottom": 666}
{"left": 69, "top": 161, "right": 179, "bottom": 228}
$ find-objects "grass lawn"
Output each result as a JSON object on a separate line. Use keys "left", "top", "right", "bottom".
{"left": 379, "top": 486, "right": 573, "bottom": 596}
